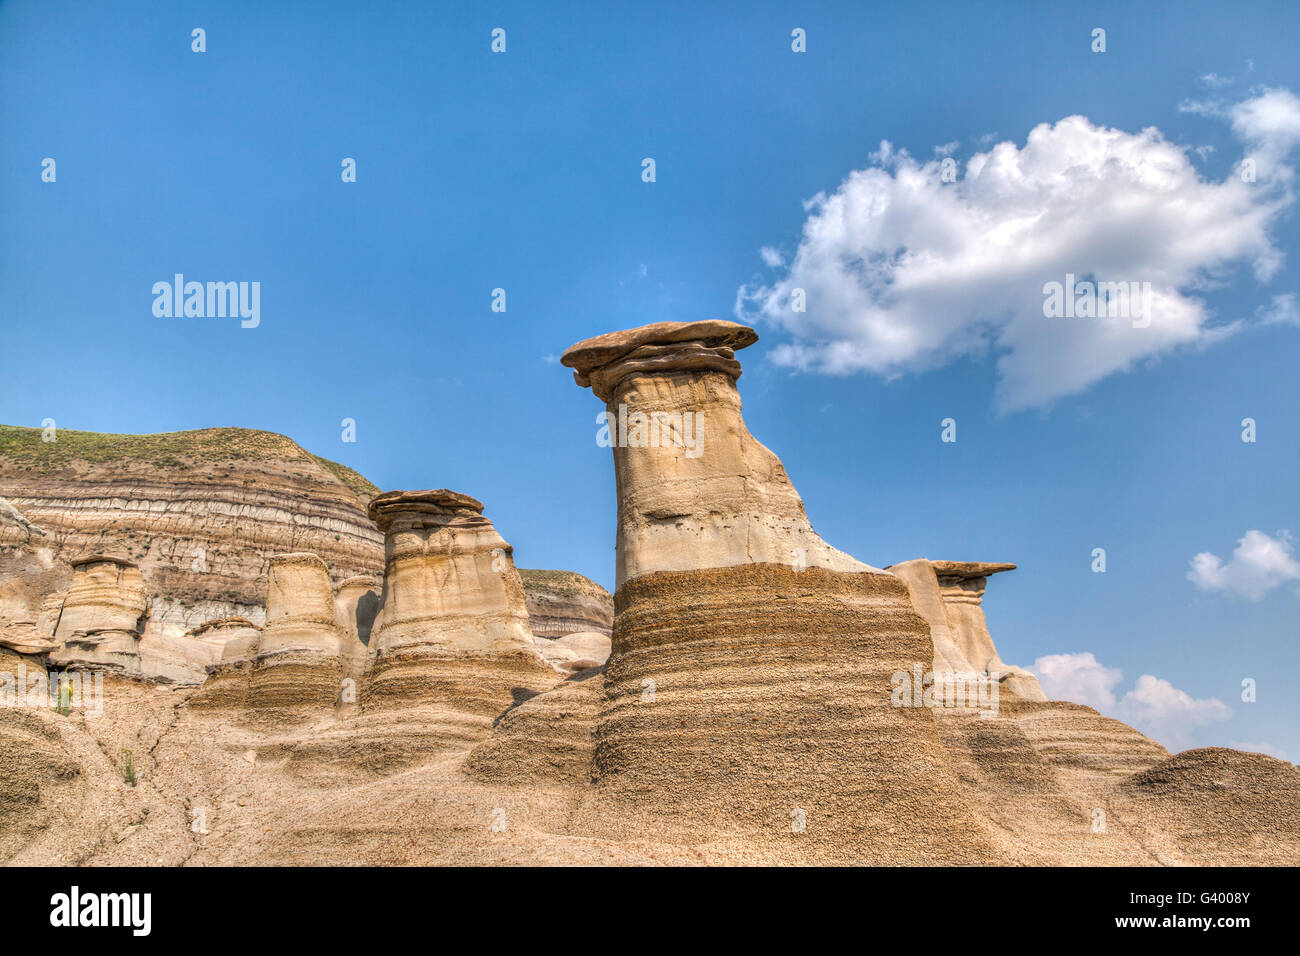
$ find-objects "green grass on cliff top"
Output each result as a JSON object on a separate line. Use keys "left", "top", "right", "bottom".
{"left": 0, "top": 424, "right": 380, "bottom": 501}
{"left": 517, "top": 567, "right": 611, "bottom": 600}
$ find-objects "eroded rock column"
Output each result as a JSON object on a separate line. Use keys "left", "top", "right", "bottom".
{"left": 249, "top": 552, "right": 344, "bottom": 708}
{"left": 887, "top": 559, "right": 1047, "bottom": 701}
{"left": 48, "top": 555, "right": 148, "bottom": 675}
{"left": 187, "top": 617, "right": 263, "bottom": 709}
{"left": 561, "top": 320, "right": 998, "bottom": 862}
{"left": 362, "top": 490, "right": 555, "bottom": 742}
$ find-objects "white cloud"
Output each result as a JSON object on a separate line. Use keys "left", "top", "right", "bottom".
{"left": 1032, "top": 651, "right": 1230, "bottom": 751}
{"left": 1119, "top": 675, "right": 1232, "bottom": 749}
{"left": 1230, "top": 88, "right": 1300, "bottom": 164}
{"left": 1258, "top": 291, "right": 1299, "bottom": 325}
{"left": 1188, "top": 529, "right": 1300, "bottom": 599}
{"left": 759, "top": 246, "right": 785, "bottom": 268}
{"left": 1033, "top": 651, "right": 1122, "bottom": 711}
{"left": 1229, "top": 740, "right": 1288, "bottom": 761}
{"left": 738, "top": 90, "right": 1299, "bottom": 411}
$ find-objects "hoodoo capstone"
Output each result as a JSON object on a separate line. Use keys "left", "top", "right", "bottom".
{"left": 563, "top": 319, "right": 879, "bottom": 587}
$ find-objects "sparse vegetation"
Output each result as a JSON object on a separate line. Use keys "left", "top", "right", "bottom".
{"left": 55, "top": 677, "right": 72, "bottom": 716}
{"left": 0, "top": 424, "right": 380, "bottom": 501}
{"left": 120, "top": 749, "right": 136, "bottom": 787}
{"left": 517, "top": 568, "right": 611, "bottom": 601}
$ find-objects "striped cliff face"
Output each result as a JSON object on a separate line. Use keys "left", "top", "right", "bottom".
{"left": 560, "top": 321, "right": 1008, "bottom": 861}
{"left": 0, "top": 426, "right": 384, "bottom": 684}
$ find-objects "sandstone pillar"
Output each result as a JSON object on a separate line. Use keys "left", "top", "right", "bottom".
{"left": 561, "top": 320, "right": 998, "bottom": 862}
{"left": 249, "top": 552, "right": 344, "bottom": 708}
{"left": 48, "top": 555, "right": 147, "bottom": 675}
{"left": 887, "top": 559, "right": 1047, "bottom": 701}
{"left": 363, "top": 490, "right": 554, "bottom": 727}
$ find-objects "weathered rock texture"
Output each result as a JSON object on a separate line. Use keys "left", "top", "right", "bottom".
{"left": 249, "top": 553, "right": 345, "bottom": 711}
{"left": 48, "top": 555, "right": 148, "bottom": 675}
{"left": 887, "top": 558, "right": 1046, "bottom": 700}
{"left": 562, "top": 320, "right": 877, "bottom": 588}
{"left": 534, "top": 630, "right": 610, "bottom": 675}
{"left": 1, "top": 348, "right": 1297, "bottom": 866}
{"left": 0, "top": 426, "right": 384, "bottom": 682}
{"left": 317, "top": 490, "right": 561, "bottom": 771}
{"left": 518, "top": 569, "right": 612, "bottom": 639}
{"left": 562, "top": 321, "right": 1005, "bottom": 860}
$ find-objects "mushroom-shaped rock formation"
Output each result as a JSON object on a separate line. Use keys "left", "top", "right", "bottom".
{"left": 886, "top": 559, "right": 1046, "bottom": 701}
{"left": 347, "top": 490, "right": 557, "bottom": 762}
{"left": 562, "top": 321, "right": 999, "bottom": 862}
{"left": 248, "top": 553, "right": 345, "bottom": 709}
{"left": 562, "top": 319, "right": 876, "bottom": 587}
{"left": 48, "top": 555, "right": 148, "bottom": 675}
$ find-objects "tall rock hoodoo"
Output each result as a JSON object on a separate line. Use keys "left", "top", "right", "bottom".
{"left": 887, "top": 559, "right": 1046, "bottom": 700}
{"left": 561, "top": 320, "right": 997, "bottom": 862}
{"left": 249, "top": 552, "right": 345, "bottom": 710}
{"left": 360, "top": 491, "right": 556, "bottom": 752}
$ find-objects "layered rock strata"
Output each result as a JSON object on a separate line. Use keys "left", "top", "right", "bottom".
{"left": 563, "top": 320, "right": 878, "bottom": 588}
{"left": 352, "top": 491, "right": 557, "bottom": 760}
{"left": 563, "top": 321, "right": 999, "bottom": 861}
{"left": 534, "top": 631, "right": 611, "bottom": 675}
{"left": 887, "top": 559, "right": 1046, "bottom": 700}
{"left": 249, "top": 553, "right": 345, "bottom": 710}
{"left": 0, "top": 426, "right": 384, "bottom": 662}
{"left": 518, "top": 569, "right": 612, "bottom": 639}
{"left": 186, "top": 619, "right": 262, "bottom": 710}
{"left": 48, "top": 555, "right": 148, "bottom": 675}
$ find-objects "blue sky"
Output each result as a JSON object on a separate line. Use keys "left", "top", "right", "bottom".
{"left": 2, "top": 0, "right": 1297, "bottom": 757}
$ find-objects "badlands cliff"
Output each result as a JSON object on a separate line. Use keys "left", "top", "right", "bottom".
{"left": 0, "top": 426, "right": 611, "bottom": 685}
{"left": 1, "top": 327, "right": 1297, "bottom": 866}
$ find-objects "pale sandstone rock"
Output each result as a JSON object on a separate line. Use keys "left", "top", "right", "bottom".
{"left": 534, "top": 630, "right": 610, "bottom": 675}
{"left": 188, "top": 618, "right": 262, "bottom": 664}
{"left": 562, "top": 319, "right": 875, "bottom": 588}
{"left": 518, "top": 569, "right": 612, "bottom": 639}
{"left": 187, "top": 619, "right": 263, "bottom": 710}
{"left": 335, "top": 575, "right": 380, "bottom": 646}
{"left": 0, "top": 495, "right": 45, "bottom": 541}
{"left": 0, "top": 427, "right": 384, "bottom": 663}
{"left": 136, "top": 615, "right": 263, "bottom": 685}
{"left": 887, "top": 558, "right": 1046, "bottom": 701}
{"left": 0, "top": 548, "right": 69, "bottom": 659}
{"left": 48, "top": 556, "right": 148, "bottom": 675}
{"left": 564, "top": 321, "right": 1002, "bottom": 862}
{"left": 249, "top": 552, "right": 344, "bottom": 709}
{"left": 298, "top": 490, "right": 561, "bottom": 773}
{"left": 366, "top": 491, "right": 540, "bottom": 662}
